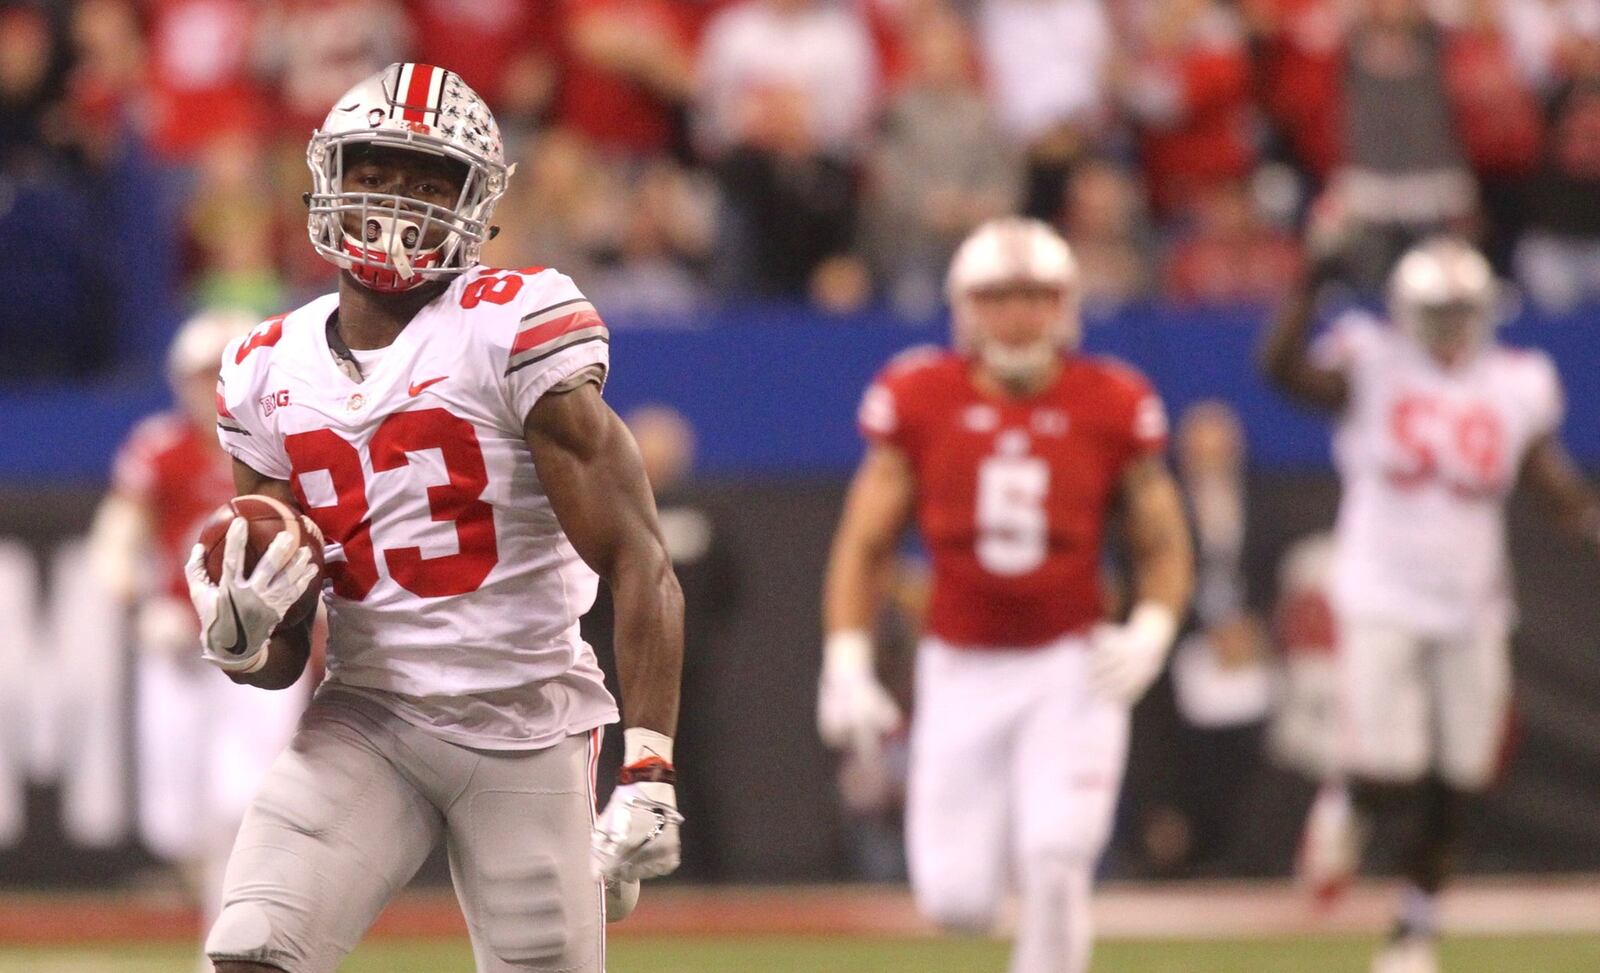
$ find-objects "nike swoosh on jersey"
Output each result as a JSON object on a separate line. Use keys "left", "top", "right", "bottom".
{"left": 409, "top": 376, "right": 448, "bottom": 396}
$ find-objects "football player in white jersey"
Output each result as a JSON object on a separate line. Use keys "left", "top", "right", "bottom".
{"left": 181, "top": 63, "right": 684, "bottom": 973}
{"left": 1261, "top": 237, "right": 1600, "bottom": 973}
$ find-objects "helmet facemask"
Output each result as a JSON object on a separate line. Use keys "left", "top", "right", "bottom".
{"left": 306, "top": 132, "right": 509, "bottom": 293}
{"left": 955, "top": 282, "right": 1077, "bottom": 389}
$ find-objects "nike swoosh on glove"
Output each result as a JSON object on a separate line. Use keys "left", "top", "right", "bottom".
{"left": 185, "top": 517, "right": 319, "bottom": 673}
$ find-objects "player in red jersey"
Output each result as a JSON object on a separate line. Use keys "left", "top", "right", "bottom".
{"left": 87, "top": 309, "right": 312, "bottom": 971}
{"left": 819, "top": 217, "right": 1193, "bottom": 973}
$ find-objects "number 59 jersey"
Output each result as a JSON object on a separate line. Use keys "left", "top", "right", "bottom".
{"left": 1314, "top": 312, "right": 1565, "bottom": 637}
{"left": 216, "top": 266, "right": 618, "bottom": 749}
{"left": 859, "top": 349, "right": 1168, "bottom": 649}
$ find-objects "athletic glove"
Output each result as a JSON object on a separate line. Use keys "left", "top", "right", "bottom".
{"left": 593, "top": 728, "right": 683, "bottom": 885}
{"left": 1088, "top": 602, "right": 1179, "bottom": 705}
{"left": 184, "top": 518, "right": 318, "bottom": 674}
{"left": 816, "top": 630, "right": 902, "bottom": 756}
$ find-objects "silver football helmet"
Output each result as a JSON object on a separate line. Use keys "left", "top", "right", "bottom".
{"left": 305, "top": 62, "right": 512, "bottom": 293}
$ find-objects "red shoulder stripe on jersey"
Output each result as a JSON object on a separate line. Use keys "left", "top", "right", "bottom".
{"left": 234, "top": 315, "right": 286, "bottom": 365}
{"left": 401, "top": 63, "right": 438, "bottom": 122}
{"left": 511, "top": 302, "right": 605, "bottom": 357}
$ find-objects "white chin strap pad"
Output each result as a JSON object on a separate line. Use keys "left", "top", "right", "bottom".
{"left": 350, "top": 214, "right": 425, "bottom": 280}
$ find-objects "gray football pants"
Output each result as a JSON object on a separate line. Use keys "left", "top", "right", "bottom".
{"left": 205, "top": 689, "right": 604, "bottom": 972}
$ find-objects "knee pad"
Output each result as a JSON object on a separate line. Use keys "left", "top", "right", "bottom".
{"left": 913, "top": 879, "right": 1000, "bottom": 934}
{"left": 1018, "top": 850, "right": 1093, "bottom": 896}
{"left": 476, "top": 852, "right": 570, "bottom": 964}
{"left": 205, "top": 901, "right": 285, "bottom": 967}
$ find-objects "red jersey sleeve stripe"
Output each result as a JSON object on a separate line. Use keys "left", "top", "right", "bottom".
{"left": 215, "top": 382, "right": 233, "bottom": 420}
{"left": 511, "top": 302, "right": 605, "bottom": 357}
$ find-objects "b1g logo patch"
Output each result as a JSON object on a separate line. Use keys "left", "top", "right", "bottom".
{"left": 260, "top": 389, "right": 291, "bottom": 416}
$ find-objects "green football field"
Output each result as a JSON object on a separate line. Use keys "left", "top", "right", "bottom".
{"left": 2, "top": 934, "right": 1599, "bottom": 972}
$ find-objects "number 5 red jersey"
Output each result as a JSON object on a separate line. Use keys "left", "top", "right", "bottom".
{"left": 859, "top": 348, "right": 1169, "bottom": 650}
{"left": 215, "top": 266, "right": 618, "bottom": 748}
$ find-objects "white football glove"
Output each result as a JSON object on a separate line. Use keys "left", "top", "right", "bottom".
{"left": 184, "top": 517, "right": 318, "bottom": 673}
{"left": 593, "top": 729, "right": 683, "bottom": 885}
{"left": 1088, "top": 603, "right": 1180, "bottom": 705}
{"left": 817, "top": 630, "right": 902, "bottom": 756}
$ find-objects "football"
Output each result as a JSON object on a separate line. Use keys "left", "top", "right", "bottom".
{"left": 197, "top": 494, "right": 327, "bottom": 629}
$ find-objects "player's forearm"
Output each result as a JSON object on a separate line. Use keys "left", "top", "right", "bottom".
{"left": 1258, "top": 281, "right": 1317, "bottom": 393}
{"left": 822, "top": 536, "right": 893, "bottom": 637}
{"left": 1525, "top": 444, "right": 1600, "bottom": 548}
{"left": 86, "top": 495, "right": 152, "bottom": 603}
{"left": 1131, "top": 539, "right": 1194, "bottom": 621}
{"left": 610, "top": 541, "right": 684, "bottom": 736}
{"left": 227, "top": 617, "right": 312, "bottom": 690}
{"left": 1126, "top": 465, "right": 1195, "bottom": 620}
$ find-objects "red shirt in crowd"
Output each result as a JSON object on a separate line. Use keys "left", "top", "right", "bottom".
{"left": 1253, "top": 0, "right": 1343, "bottom": 179}
{"left": 406, "top": 0, "right": 558, "bottom": 109}
{"left": 1139, "top": 43, "right": 1257, "bottom": 214}
{"left": 554, "top": 0, "right": 700, "bottom": 156}
{"left": 141, "top": 0, "right": 266, "bottom": 158}
{"left": 1166, "top": 229, "right": 1303, "bottom": 305}
{"left": 1446, "top": 27, "right": 1542, "bottom": 178}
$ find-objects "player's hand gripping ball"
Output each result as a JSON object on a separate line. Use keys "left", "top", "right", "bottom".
{"left": 185, "top": 495, "right": 326, "bottom": 672}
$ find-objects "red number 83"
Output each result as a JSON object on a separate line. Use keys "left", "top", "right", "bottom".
{"left": 284, "top": 408, "right": 499, "bottom": 600}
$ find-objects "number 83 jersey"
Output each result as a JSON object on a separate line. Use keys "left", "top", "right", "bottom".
{"left": 216, "top": 265, "right": 618, "bottom": 749}
{"left": 859, "top": 348, "right": 1169, "bottom": 650}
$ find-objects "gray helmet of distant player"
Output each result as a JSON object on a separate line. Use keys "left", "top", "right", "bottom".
{"left": 1388, "top": 237, "right": 1499, "bottom": 357}
{"left": 946, "top": 217, "right": 1081, "bottom": 384}
{"left": 166, "top": 307, "right": 257, "bottom": 384}
{"left": 305, "top": 63, "right": 512, "bottom": 293}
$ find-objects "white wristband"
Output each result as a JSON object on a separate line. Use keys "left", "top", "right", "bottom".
{"left": 1127, "top": 602, "right": 1179, "bottom": 652}
{"left": 623, "top": 727, "right": 674, "bottom": 766}
{"left": 823, "top": 630, "right": 875, "bottom": 678}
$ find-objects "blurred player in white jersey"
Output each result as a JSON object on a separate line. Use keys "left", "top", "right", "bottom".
{"left": 819, "top": 218, "right": 1194, "bottom": 973}
{"left": 180, "top": 63, "right": 684, "bottom": 973}
{"left": 1261, "top": 237, "right": 1600, "bottom": 973}
{"left": 89, "top": 309, "right": 312, "bottom": 971}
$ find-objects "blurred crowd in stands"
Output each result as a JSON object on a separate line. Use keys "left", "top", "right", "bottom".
{"left": 6, "top": 0, "right": 1600, "bottom": 378}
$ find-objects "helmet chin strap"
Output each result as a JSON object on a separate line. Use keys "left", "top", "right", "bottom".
{"left": 979, "top": 339, "right": 1057, "bottom": 389}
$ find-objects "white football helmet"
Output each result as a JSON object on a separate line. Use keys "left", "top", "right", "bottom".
{"left": 166, "top": 307, "right": 257, "bottom": 382}
{"left": 946, "top": 217, "right": 1081, "bottom": 384}
{"left": 1388, "top": 237, "right": 1498, "bottom": 356}
{"left": 306, "top": 62, "right": 511, "bottom": 293}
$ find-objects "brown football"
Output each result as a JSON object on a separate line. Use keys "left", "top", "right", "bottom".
{"left": 198, "top": 494, "right": 327, "bottom": 629}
